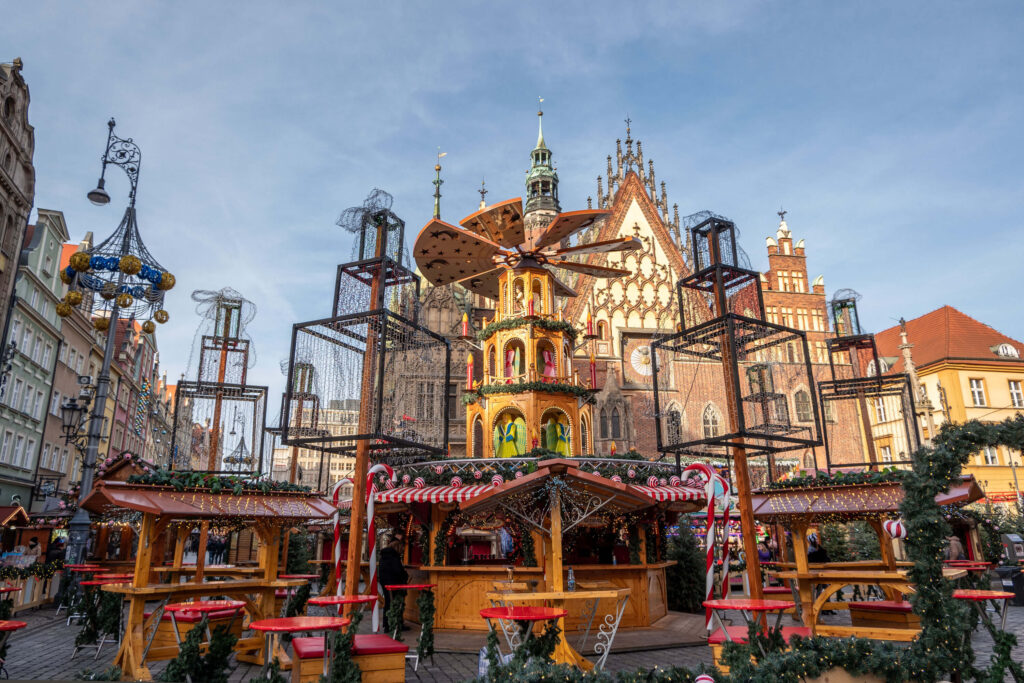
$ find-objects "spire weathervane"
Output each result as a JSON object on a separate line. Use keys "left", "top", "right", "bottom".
{"left": 478, "top": 178, "right": 488, "bottom": 209}
{"left": 778, "top": 207, "right": 787, "bottom": 222}
{"left": 433, "top": 148, "right": 446, "bottom": 220}
{"left": 624, "top": 115, "right": 632, "bottom": 141}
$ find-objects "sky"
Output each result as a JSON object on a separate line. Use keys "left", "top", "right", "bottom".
{"left": 3, "top": 1, "right": 1024, "bottom": 418}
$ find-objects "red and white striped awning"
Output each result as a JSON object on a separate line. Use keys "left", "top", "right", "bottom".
{"left": 376, "top": 485, "right": 493, "bottom": 504}
{"left": 630, "top": 485, "right": 704, "bottom": 503}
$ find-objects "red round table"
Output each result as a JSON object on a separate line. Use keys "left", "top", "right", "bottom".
{"left": 480, "top": 606, "right": 568, "bottom": 663}
{"left": 250, "top": 616, "right": 350, "bottom": 678}
{"left": 95, "top": 573, "right": 133, "bottom": 580}
{"left": 69, "top": 567, "right": 100, "bottom": 574}
{"left": 0, "top": 587, "right": 21, "bottom": 595}
{"left": 953, "top": 589, "right": 1015, "bottom": 632}
{"left": 65, "top": 564, "right": 101, "bottom": 570}
{"left": 0, "top": 619, "right": 26, "bottom": 678}
{"left": 703, "top": 598, "right": 795, "bottom": 654}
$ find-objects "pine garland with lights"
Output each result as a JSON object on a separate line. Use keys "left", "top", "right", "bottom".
{"left": 416, "top": 588, "right": 435, "bottom": 661}
{"left": 477, "top": 317, "right": 579, "bottom": 343}
{"left": 126, "top": 468, "right": 310, "bottom": 494}
{"left": 464, "top": 380, "right": 595, "bottom": 405}
{"left": 159, "top": 616, "right": 238, "bottom": 683}
{"left": 0, "top": 558, "right": 64, "bottom": 582}
{"left": 320, "top": 607, "right": 362, "bottom": 683}
{"left": 765, "top": 468, "right": 905, "bottom": 490}
{"left": 286, "top": 528, "right": 314, "bottom": 574}
{"left": 386, "top": 590, "right": 407, "bottom": 641}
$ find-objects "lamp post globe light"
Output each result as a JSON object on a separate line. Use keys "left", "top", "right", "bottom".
{"left": 61, "top": 118, "right": 176, "bottom": 565}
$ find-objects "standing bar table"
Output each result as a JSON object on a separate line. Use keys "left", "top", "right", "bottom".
{"left": 384, "top": 583, "right": 436, "bottom": 671}
{"left": 163, "top": 600, "right": 247, "bottom": 683}
{"left": 250, "top": 616, "right": 349, "bottom": 680}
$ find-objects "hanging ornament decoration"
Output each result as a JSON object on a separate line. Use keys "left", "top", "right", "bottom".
{"left": 413, "top": 477, "right": 426, "bottom": 489}
{"left": 154, "top": 309, "right": 169, "bottom": 324}
{"left": 157, "top": 272, "right": 176, "bottom": 290}
{"left": 401, "top": 473, "right": 411, "bottom": 485}
{"left": 659, "top": 477, "right": 668, "bottom": 486}
{"left": 94, "top": 317, "right": 111, "bottom": 332}
{"left": 116, "top": 293, "right": 134, "bottom": 308}
{"left": 56, "top": 302, "right": 73, "bottom": 318}
{"left": 695, "top": 675, "right": 715, "bottom": 683}
{"left": 490, "top": 474, "right": 504, "bottom": 487}
{"left": 611, "top": 474, "right": 622, "bottom": 483}
{"left": 514, "top": 471, "right": 524, "bottom": 479}
{"left": 65, "top": 290, "right": 83, "bottom": 306}
{"left": 883, "top": 519, "right": 908, "bottom": 539}
{"left": 647, "top": 476, "right": 660, "bottom": 488}
{"left": 119, "top": 254, "right": 142, "bottom": 275}
{"left": 384, "top": 477, "right": 395, "bottom": 490}
{"left": 70, "top": 251, "right": 92, "bottom": 272}
{"left": 627, "top": 468, "right": 636, "bottom": 479}
{"left": 433, "top": 465, "right": 444, "bottom": 475}
{"left": 472, "top": 470, "right": 482, "bottom": 480}
{"left": 60, "top": 268, "right": 73, "bottom": 284}
{"left": 101, "top": 282, "right": 117, "bottom": 300}
{"left": 669, "top": 475, "right": 682, "bottom": 487}
{"left": 450, "top": 476, "right": 463, "bottom": 488}
{"left": 141, "top": 320, "right": 156, "bottom": 334}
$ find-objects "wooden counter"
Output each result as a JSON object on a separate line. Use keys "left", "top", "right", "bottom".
{"left": 419, "top": 562, "right": 670, "bottom": 631}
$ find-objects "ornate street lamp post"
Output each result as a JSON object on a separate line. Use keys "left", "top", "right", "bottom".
{"left": 60, "top": 119, "right": 176, "bottom": 564}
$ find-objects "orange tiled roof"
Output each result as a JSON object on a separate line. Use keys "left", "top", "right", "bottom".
{"left": 59, "top": 243, "right": 81, "bottom": 269}
{"left": 876, "top": 305, "right": 1024, "bottom": 373}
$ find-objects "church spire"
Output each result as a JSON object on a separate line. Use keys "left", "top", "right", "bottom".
{"left": 524, "top": 98, "right": 560, "bottom": 215}
{"left": 432, "top": 149, "right": 446, "bottom": 219}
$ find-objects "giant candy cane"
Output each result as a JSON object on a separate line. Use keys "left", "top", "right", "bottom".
{"left": 366, "top": 463, "right": 394, "bottom": 632}
{"left": 683, "top": 463, "right": 729, "bottom": 631}
{"left": 718, "top": 478, "right": 734, "bottom": 599}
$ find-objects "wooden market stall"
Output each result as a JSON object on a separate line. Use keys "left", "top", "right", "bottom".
{"left": 752, "top": 474, "right": 984, "bottom": 640}
{"left": 80, "top": 478, "right": 336, "bottom": 681}
{"left": 370, "top": 457, "right": 705, "bottom": 634}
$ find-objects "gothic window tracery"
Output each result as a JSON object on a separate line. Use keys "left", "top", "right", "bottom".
{"left": 702, "top": 404, "right": 721, "bottom": 439}
{"left": 600, "top": 408, "right": 608, "bottom": 439}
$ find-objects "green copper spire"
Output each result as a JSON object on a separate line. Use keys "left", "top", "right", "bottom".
{"left": 525, "top": 99, "right": 559, "bottom": 215}
{"left": 433, "top": 149, "right": 445, "bottom": 219}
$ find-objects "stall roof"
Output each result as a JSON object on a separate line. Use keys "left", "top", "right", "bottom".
{"left": 750, "top": 475, "right": 984, "bottom": 522}
{"left": 0, "top": 505, "right": 30, "bottom": 526}
{"left": 81, "top": 481, "right": 336, "bottom": 521}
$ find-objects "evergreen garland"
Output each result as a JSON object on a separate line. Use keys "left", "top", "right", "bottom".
{"left": 418, "top": 523, "right": 431, "bottom": 564}
{"left": 159, "top": 616, "right": 238, "bottom": 683}
{"left": 0, "top": 558, "right": 64, "bottom": 581}
{"left": 765, "top": 468, "right": 904, "bottom": 490}
{"left": 74, "top": 666, "right": 123, "bottom": 681}
{"left": 251, "top": 657, "right": 288, "bottom": 683}
{"left": 320, "top": 607, "right": 362, "bottom": 683}
{"left": 74, "top": 585, "right": 103, "bottom": 647}
{"left": 386, "top": 590, "right": 406, "bottom": 641}
{"left": 665, "top": 526, "right": 706, "bottom": 613}
{"left": 286, "top": 528, "right": 314, "bottom": 574}
{"left": 282, "top": 583, "right": 312, "bottom": 644}
{"left": 416, "top": 589, "right": 435, "bottom": 661}
{"left": 126, "top": 469, "right": 310, "bottom": 495}
{"left": 433, "top": 510, "right": 459, "bottom": 566}
{"left": 466, "top": 380, "right": 595, "bottom": 404}
{"left": 477, "top": 317, "right": 579, "bottom": 343}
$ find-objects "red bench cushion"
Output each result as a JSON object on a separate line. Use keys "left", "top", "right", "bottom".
{"left": 144, "top": 609, "right": 240, "bottom": 624}
{"left": 292, "top": 634, "right": 409, "bottom": 659}
{"left": 292, "top": 636, "right": 326, "bottom": 659}
{"left": 849, "top": 600, "right": 913, "bottom": 613}
{"left": 708, "top": 625, "right": 811, "bottom": 645}
{"left": 275, "top": 589, "right": 289, "bottom": 598}
{"left": 762, "top": 586, "right": 791, "bottom": 595}
{"left": 352, "top": 634, "right": 409, "bottom": 656}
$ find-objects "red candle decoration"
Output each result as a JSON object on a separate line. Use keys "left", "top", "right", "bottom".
{"left": 589, "top": 353, "right": 597, "bottom": 389}
{"left": 527, "top": 297, "right": 535, "bottom": 317}
{"left": 466, "top": 353, "right": 474, "bottom": 390}
{"left": 461, "top": 312, "right": 469, "bottom": 337}
{"left": 586, "top": 307, "right": 594, "bottom": 336}
{"left": 610, "top": 441, "right": 617, "bottom": 456}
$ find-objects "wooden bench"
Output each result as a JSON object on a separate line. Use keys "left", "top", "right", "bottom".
{"left": 141, "top": 608, "right": 244, "bottom": 661}
{"left": 848, "top": 600, "right": 920, "bottom": 629}
{"left": 708, "top": 625, "right": 811, "bottom": 673}
{"left": 290, "top": 633, "right": 408, "bottom": 683}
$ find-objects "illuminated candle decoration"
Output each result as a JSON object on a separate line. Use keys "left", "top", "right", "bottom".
{"left": 461, "top": 312, "right": 469, "bottom": 337}
{"left": 586, "top": 307, "right": 594, "bottom": 336}
{"left": 466, "top": 353, "right": 474, "bottom": 390}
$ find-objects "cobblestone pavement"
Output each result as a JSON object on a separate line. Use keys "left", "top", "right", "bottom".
{"left": 4, "top": 603, "right": 1022, "bottom": 681}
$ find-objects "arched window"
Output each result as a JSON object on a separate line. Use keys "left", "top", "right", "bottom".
{"left": 580, "top": 417, "right": 589, "bottom": 455}
{"left": 472, "top": 418, "right": 483, "bottom": 458}
{"left": 488, "top": 345, "right": 496, "bottom": 379}
{"left": 803, "top": 452, "right": 816, "bottom": 469}
{"left": 599, "top": 408, "right": 608, "bottom": 439}
{"left": 702, "top": 405, "right": 720, "bottom": 439}
{"left": 666, "top": 408, "right": 682, "bottom": 444}
{"left": 794, "top": 390, "right": 812, "bottom": 422}
{"left": 597, "top": 321, "right": 607, "bottom": 340}
{"left": 611, "top": 408, "right": 621, "bottom": 439}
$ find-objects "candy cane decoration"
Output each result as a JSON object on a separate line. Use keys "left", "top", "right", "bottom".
{"left": 683, "top": 463, "right": 728, "bottom": 631}
{"left": 331, "top": 477, "right": 353, "bottom": 604}
{"left": 719, "top": 478, "right": 733, "bottom": 600}
{"left": 366, "top": 463, "right": 394, "bottom": 632}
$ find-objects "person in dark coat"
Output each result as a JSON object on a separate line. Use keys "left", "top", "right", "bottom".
{"left": 379, "top": 534, "right": 409, "bottom": 634}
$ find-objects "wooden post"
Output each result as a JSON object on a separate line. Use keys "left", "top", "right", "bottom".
{"left": 344, "top": 217, "right": 388, "bottom": 614}
{"left": 195, "top": 521, "right": 209, "bottom": 583}
{"left": 133, "top": 514, "right": 156, "bottom": 588}
{"left": 868, "top": 519, "right": 899, "bottom": 600}
{"left": 171, "top": 525, "right": 188, "bottom": 583}
{"left": 791, "top": 521, "right": 814, "bottom": 628}
{"left": 549, "top": 489, "right": 563, "bottom": 592}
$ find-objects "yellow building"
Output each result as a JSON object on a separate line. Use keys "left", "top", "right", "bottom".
{"left": 876, "top": 306, "right": 1024, "bottom": 505}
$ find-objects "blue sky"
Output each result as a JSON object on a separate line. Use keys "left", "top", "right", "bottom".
{"left": 4, "top": 1, "right": 1023, "bottom": 410}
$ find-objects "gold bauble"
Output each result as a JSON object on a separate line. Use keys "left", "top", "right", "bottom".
{"left": 157, "top": 272, "right": 176, "bottom": 291}
{"left": 119, "top": 254, "right": 142, "bottom": 275}
{"left": 59, "top": 269, "right": 72, "bottom": 285}
{"left": 141, "top": 320, "right": 156, "bottom": 334}
{"left": 69, "top": 251, "right": 92, "bottom": 272}
{"left": 56, "top": 302, "right": 73, "bottom": 318}
{"left": 154, "top": 309, "right": 170, "bottom": 324}
{"left": 93, "top": 317, "right": 111, "bottom": 332}
{"left": 65, "top": 290, "right": 83, "bottom": 306}
{"left": 101, "top": 283, "right": 117, "bottom": 300}
{"left": 116, "top": 293, "right": 134, "bottom": 308}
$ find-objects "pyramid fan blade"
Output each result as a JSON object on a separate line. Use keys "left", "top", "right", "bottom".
{"left": 457, "top": 267, "right": 504, "bottom": 300}
{"left": 460, "top": 197, "right": 525, "bottom": 248}
{"left": 547, "top": 236, "right": 642, "bottom": 258}
{"left": 413, "top": 219, "right": 502, "bottom": 286}
{"left": 532, "top": 209, "right": 609, "bottom": 250}
{"left": 546, "top": 259, "right": 631, "bottom": 278}
{"left": 544, "top": 269, "right": 577, "bottom": 298}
